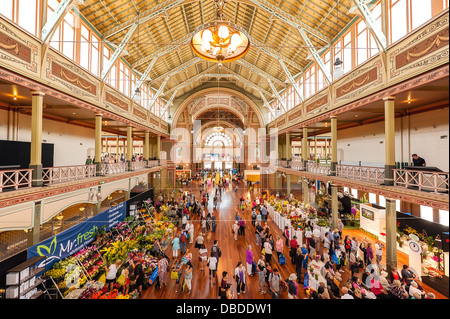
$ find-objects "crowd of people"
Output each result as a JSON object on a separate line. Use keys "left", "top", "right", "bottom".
{"left": 104, "top": 174, "right": 438, "bottom": 300}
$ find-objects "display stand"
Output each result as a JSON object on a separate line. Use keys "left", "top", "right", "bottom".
{"left": 5, "top": 256, "right": 46, "bottom": 299}
{"left": 307, "top": 260, "right": 326, "bottom": 290}
{"left": 359, "top": 204, "right": 386, "bottom": 239}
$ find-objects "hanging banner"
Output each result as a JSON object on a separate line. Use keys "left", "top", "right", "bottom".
{"left": 27, "top": 202, "right": 126, "bottom": 269}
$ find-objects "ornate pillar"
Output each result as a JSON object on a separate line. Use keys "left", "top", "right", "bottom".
{"left": 302, "top": 127, "right": 308, "bottom": 168}
{"left": 331, "top": 184, "right": 339, "bottom": 230}
{"left": 127, "top": 126, "right": 133, "bottom": 170}
{"left": 144, "top": 131, "right": 150, "bottom": 163}
{"left": 29, "top": 91, "right": 45, "bottom": 187}
{"left": 94, "top": 114, "right": 102, "bottom": 175}
{"left": 330, "top": 116, "right": 337, "bottom": 176}
{"left": 384, "top": 96, "right": 396, "bottom": 186}
{"left": 385, "top": 198, "right": 398, "bottom": 272}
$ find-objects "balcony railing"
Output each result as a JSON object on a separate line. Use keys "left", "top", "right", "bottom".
{"left": 394, "top": 169, "right": 449, "bottom": 194}
{"left": 336, "top": 164, "right": 385, "bottom": 184}
{"left": 290, "top": 160, "right": 304, "bottom": 170}
{"left": 131, "top": 161, "right": 147, "bottom": 171}
{"left": 306, "top": 162, "right": 331, "bottom": 175}
{"left": 42, "top": 165, "right": 97, "bottom": 185}
{"left": 0, "top": 169, "right": 33, "bottom": 192}
{"left": 148, "top": 160, "right": 159, "bottom": 168}
{"left": 101, "top": 162, "right": 128, "bottom": 175}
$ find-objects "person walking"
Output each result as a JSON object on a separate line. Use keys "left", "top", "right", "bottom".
{"left": 255, "top": 223, "right": 263, "bottom": 246}
{"left": 257, "top": 264, "right": 267, "bottom": 294}
{"left": 179, "top": 230, "right": 187, "bottom": 255}
{"left": 263, "top": 238, "right": 273, "bottom": 264}
{"left": 275, "top": 235, "right": 284, "bottom": 261}
{"left": 289, "top": 236, "right": 299, "bottom": 264}
{"left": 309, "top": 235, "right": 316, "bottom": 258}
{"left": 184, "top": 262, "right": 193, "bottom": 294}
{"left": 210, "top": 240, "right": 222, "bottom": 268}
{"left": 207, "top": 254, "right": 218, "bottom": 284}
{"left": 246, "top": 245, "right": 254, "bottom": 276}
{"left": 171, "top": 258, "right": 183, "bottom": 294}
{"left": 268, "top": 268, "right": 282, "bottom": 299}
{"left": 199, "top": 243, "right": 208, "bottom": 271}
{"left": 251, "top": 209, "right": 257, "bottom": 227}
{"left": 238, "top": 218, "right": 246, "bottom": 236}
{"left": 172, "top": 233, "right": 180, "bottom": 258}
{"left": 133, "top": 258, "right": 144, "bottom": 295}
{"left": 287, "top": 273, "right": 298, "bottom": 299}
{"left": 232, "top": 221, "right": 239, "bottom": 241}
{"left": 157, "top": 255, "right": 169, "bottom": 288}
{"left": 366, "top": 243, "right": 374, "bottom": 265}
{"left": 187, "top": 221, "right": 195, "bottom": 244}
{"left": 375, "top": 241, "right": 384, "bottom": 266}
{"left": 294, "top": 247, "right": 304, "bottom": 283}
{"left": 234, "top": 262, "right": 247, "bottom": 295}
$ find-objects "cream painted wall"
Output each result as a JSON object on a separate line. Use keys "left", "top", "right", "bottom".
{"left": 336, "top": 107, "right": 449, "bottom": 171}
{"left": 0, "top": 109, "right": 95, "bottom": 167}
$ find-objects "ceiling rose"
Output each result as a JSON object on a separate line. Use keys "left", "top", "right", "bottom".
{"left": 191, "top": 0, "right": 250, "bottom": 65}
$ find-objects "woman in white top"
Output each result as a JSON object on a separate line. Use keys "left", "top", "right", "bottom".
{"left": 208, "top": 255, "right": 218, "bottom": 283}
{"left": 198, "top": 244, "right": 208, "bottom": 271}
{"left": 105, "top": 259, "right": 122, "bottom": 291}
{"left": 234, "top": 262, "right": 247, "bottom": 295}
{"left": 305, "top": 227, "right": 312, "bottom": 250}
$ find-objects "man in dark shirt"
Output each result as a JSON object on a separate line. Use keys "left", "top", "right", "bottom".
{"left": 412, "top": 154, "right": 426, "bottom": 167}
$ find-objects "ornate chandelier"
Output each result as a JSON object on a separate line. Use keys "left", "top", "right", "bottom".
{"left": 191, "top": 0, "right": 250, "bottom": 66}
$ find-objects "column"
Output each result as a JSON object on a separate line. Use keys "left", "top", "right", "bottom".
{"left": 127, "top": 126, "right": 133, "bottom": 170}
{"left": 29, "top": 91, "right": 45, "bottom": 187}
{"left": 115, "top": 135, "right": 119, "bottom": 162}
{"left": 331, "top": 184, "right": 339, "bottom": 230}
{"left": 302, "top": 127, "right": 308, "bottom": 169}
{"left": 94, "top": 114, "right": 102, "bottom": 175}
{"left": 384, "top": 96, "right": 396, "bottom": 186}
{"left": 144, "top": 132, "right": 150, "bottom": 163}
{"left": 286, "top": 174, "right": 291, "bottom": 196}
{"left": 285, "top": 133, "right": 291, "bottom": 161}
{"left": 385, "top": 198, "right": 398, "bottom": 272}
{"left": 314, "top": 136, "right": 318, "bottom": 161}
{"left": 302, "top": 180, "right": 309, "bottom": 204}
{"left": 330, "top": 116, "right": 337, "bottom": 176}
{"left": 156, "top": 135, "right": 161, "bottom": 162}
{"left": 28, "top": 201, "right": 42, "bottom": 246}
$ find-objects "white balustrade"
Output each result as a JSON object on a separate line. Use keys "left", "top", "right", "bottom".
{"left": 0, "top": 169, "right": 33, "bottom": 192}
{"left": 42, "top": 165, "right": 97, "bottom": 184}
{"left": 131, "top": 161, "right": 147, "bottom": 171}
{"left": 394, "top": 169, "right": 449, "bottom": 194}
{"left": 306, "top": 162, "right": 331, "bottom": 175}
{"left": 336, "top": 164, "right": 385, "bottom": 184}
{"left": 101, "top": 162, "right": 128, "bottom": 175}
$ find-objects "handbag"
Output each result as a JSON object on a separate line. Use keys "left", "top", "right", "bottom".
{"left": 261, "top": 248, "right": 265, "bottom": 255}
{"left": 171, "top": 271, "right": 179, "bottom": 280}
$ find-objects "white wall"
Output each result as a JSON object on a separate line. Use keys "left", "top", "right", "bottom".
{"left": 336, "top": 107, "right": 449, "bottom": 171}
{"left": 0, "top": 109, "right": 95, "bottom": 167}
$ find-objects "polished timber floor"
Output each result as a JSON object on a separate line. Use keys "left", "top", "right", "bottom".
{"left": 140, "top": 181, "right": 446, "bottom": 299}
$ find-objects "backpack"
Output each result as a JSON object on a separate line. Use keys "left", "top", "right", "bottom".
{"left": 180, "top": 233, "right": 186, "bottom": 243}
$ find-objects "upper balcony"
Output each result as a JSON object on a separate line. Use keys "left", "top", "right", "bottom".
{"left": 0, "top": 160, "right": 161, "bottom": 194}
{"left": 278, "top": 158, "right": 449, "bottom": 197}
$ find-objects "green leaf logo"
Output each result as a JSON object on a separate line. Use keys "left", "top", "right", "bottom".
{"left": 37, "top": 236, "right": 57, "bottom": 256}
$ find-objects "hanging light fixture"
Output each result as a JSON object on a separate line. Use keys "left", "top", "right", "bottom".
{"left": 191, "top": 0, "right": 250, "bottom": 66}
{"left": 333, "top": 57, "right": 344, "bottom": 79}
{"left": 134, "top": 87, "right": 141, "bottom": 103}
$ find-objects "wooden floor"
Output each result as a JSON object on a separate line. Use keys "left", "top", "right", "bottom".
{"left": 140, "top": 181, "right": 447, "bottom": 299}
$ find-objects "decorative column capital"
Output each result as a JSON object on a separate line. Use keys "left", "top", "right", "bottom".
{"left": 30, "top": 91, "right": 45, "bottom": 97}
{"left": 383, "top": 95, "right": 396, "bottom": 101}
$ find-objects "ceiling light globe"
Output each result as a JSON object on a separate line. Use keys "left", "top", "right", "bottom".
{"left": 202, "top": 29, "right": 213, "bottom": 43}
{"left": 231, "top": 33, "right": 241, "bottom": 46}
{"left": 218, "top": 25, "right": 229, "bottom": 39}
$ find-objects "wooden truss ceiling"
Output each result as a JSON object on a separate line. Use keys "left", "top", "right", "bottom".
{"left": 80, "top": 0, "right": 354, "bottom": 102}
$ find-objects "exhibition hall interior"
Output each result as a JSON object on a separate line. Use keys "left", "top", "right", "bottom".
{"left": 0, "top": 0, "right": 448, "bottom": 301}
